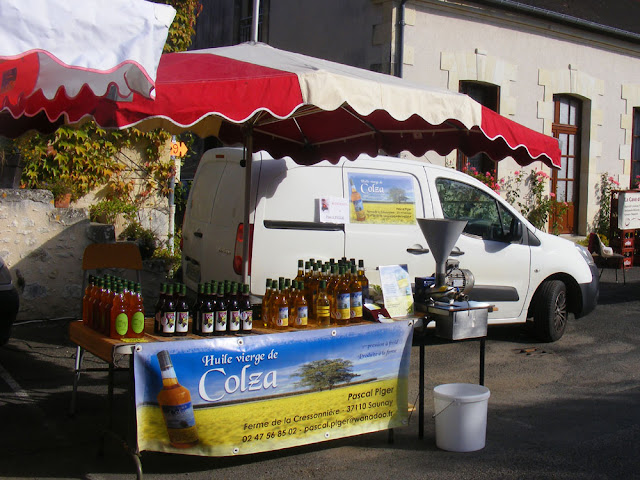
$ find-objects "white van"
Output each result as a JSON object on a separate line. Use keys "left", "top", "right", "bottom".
{"left": 181, "top": 147, "right": 599, "bottom": 342}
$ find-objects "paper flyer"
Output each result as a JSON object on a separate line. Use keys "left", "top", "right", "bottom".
{"left": 378, "top": 264, "right": 414, "bottom": 318}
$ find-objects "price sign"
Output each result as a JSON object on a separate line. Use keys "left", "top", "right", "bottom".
{"left": 170, "top": 141, "right": 188, "bottom": 157}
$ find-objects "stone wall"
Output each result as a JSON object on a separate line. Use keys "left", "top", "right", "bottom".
{"left": 0, "top": 189, "right": 170, "bottom": 321}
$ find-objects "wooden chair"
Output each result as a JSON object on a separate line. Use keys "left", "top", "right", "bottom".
{"left": 588, "top": 233, "right": 626, "bottom": 284}
{"left": 69, "top": 242, "right": 143, "bottom": 416}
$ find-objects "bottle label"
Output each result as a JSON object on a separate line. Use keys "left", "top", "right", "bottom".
{"left": 202, "top": 312, "right": 214, "bottom": 333}
{"left": 161, "top": 401, "right": 197, "bottom": 430}
{"left": 215, "top": 311, "right": 228, "bottom": 331}
{"left": 241, "top": 310, "right": 253, "bottom": 330}
{"left": 277, "top": 307, "right": 289, "bottom": 327}
{"left": 296, "top": 306, "right": 308, "bottom": 326}
{"left": 131, "top": 311, "right": 145, "bottom": 334}
{"left": 316, "top": 305, "right": 330, "bottom": 317}
{"left": 353, "top": 198, "right": 364, "bottom": 212}
{"left": 350, "top": 291, "right": 363, "bottom": 318}
{"left": 336, "top": 293, "right": 351, "bottom": 319}
{"left": 176, "top": 312, "right": 189, "bottom": 333}
{"left": 229, "top": 310, "right": 241, "bottom": 331}
{"left": 115, "top": 313, "right": 128, "bottom": 336}
{"left": 163, "top": 312, "right": 176, "bottom": 334}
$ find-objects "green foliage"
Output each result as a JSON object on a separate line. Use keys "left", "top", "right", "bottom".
{"left": 152, "top": 228, "right": 183, "bottom": 278}
{"left": 89, "top": 198, "right": 138, "bottom": 224}
{"left": 498, "top": 170, "right": 568, "bottom": 232}
{"left": 592, "top": 173, "right": 620, "bottom": 238}
{"left": 294, "top": 359, "right": 359, "bottom": 391}
{"left": 118, "top": 221, "right": 157, "bottom": 260}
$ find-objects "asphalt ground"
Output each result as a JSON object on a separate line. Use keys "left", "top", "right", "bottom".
{"left": 0, "top": 267, "right": 639, "bottom": 480}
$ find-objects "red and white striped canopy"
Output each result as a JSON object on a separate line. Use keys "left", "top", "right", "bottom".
{"left": 1, "top": 42, "right": 560, "bottom": 169}
{"left": 0, "top": 0, "right": 175, "bottom": 107}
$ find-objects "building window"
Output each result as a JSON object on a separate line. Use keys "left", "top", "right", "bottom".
{"left": 551, "top": 95, "right": 582, "bottom": 234}
{"left": 631, "top": 108, "right": 640, "bottom": 189}
{"left": 457, "top": 81, "right": 500, "bottom": 177}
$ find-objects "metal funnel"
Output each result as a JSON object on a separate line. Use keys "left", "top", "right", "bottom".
{"left": 417, "top": 218, "right": 467, "bottom": 287}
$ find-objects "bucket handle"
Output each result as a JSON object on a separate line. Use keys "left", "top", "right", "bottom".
{"left": 432, "top": 397, "right": 487, "bottom": 418}
{"left": 432, "top": 400, "right": 457, "bottom": 418}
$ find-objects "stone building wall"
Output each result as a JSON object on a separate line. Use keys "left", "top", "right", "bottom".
{"left": 0, "top": 189, "right": 169, "bottom": 321}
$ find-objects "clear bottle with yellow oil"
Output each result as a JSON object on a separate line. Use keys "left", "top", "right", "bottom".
{"left": 156, "top": 350, "right": 199, "bottom": 448}
{"left": 316, "top": 280, "right": 331, "bottom": 327}
{"left": 335, "top": 265, "right": 351, "bottom": 325}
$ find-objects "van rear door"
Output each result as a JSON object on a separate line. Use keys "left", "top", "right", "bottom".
{"left": 343, "top": 159, "right": 435, "bottom": 287}
{"left": 250, "top": 159, "right": 344, "bottom": 295}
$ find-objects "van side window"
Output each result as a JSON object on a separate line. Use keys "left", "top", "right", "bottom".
{"left": 435, "top": 178, "right": 517, "bottom": 242}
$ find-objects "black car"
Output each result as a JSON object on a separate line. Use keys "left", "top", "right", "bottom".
{"left": 0, "top": 257, "right": 19, "bottom": 345}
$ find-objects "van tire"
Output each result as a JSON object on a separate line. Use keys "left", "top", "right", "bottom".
{"left": 532, "top": 280, "right": 568, "bottom": 342}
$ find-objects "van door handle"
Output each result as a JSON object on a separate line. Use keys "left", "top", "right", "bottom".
{"left": 450, "top": 247, "right": 464, "bottom": 256}
{"left": 407, "top": 244, "right": 430, "bottom": 254}
{"left": 194, "top": 231, "right": 203, "bottom": 238}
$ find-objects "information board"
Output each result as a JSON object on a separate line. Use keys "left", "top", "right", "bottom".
{"left": 133, "top": 322, "right": 413, "bottom": 456}
{"left": 618, "top": 191, "right": 640, "bottom": 229}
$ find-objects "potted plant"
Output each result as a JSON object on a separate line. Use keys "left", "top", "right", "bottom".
{"left": 46, "top": 179, "right": 74, "bottom": 208}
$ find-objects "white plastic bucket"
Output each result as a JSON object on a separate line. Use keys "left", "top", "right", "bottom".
{"left": 433, "top": 383, "right": 490, "bottom": 452}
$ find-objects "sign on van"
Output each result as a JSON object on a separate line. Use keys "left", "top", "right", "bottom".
{"left": 347, "top": 173, "right": 416, "bottom": 225}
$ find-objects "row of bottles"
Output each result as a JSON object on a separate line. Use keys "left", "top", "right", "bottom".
{"left": 81, "top": 274, "right": 145, "bottom": 339}
{"left": 262, "top": 258, "right": 369, "bottom": 328}
{"left": 154, "top": 280, "right": 253, "bottom": 337}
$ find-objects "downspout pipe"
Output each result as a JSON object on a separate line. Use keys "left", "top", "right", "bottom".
{"left": 395, "top": 0, "right": 408, "bottom": 78}
{"left": 469, "top": 0, "right": 640, "bottom": 44}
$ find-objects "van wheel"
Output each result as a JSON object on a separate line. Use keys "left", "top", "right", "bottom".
{"left": 532, "top": 280, "right": 568, "bottom": 342}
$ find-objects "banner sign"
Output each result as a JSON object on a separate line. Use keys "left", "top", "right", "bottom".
{"left": 617, "top": 191, "right": 640, "bottom": 229}
{"left": 347, "top": 172, "right": 416, "bottom": 225}
{"left": 133, "top": 322, "right": 413, "bottom": 456}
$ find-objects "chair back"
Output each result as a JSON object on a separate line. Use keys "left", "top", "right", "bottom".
{"left": 588, "top": 233, "right": 601, "bottom": 255}
{"left": 82, "top": 242, "right": 143, "bottom": 271}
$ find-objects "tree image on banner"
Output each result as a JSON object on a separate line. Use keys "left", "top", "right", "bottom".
{"left": 294, "top": 359, "right": 359, "bottom": 391}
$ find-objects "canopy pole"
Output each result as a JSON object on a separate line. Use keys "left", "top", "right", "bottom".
{"left": 241, "top": 127, "right": 254, "bottom": 286}
{"left": 250, "top": 0, "right": 260, "bottom": 43}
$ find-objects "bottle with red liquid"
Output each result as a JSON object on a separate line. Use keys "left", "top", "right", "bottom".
{"left": 110, "top": 283, "right": 129, "bottom": 339}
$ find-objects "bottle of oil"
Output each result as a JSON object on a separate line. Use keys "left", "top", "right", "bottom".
{"left": 262, "top": 278, "right": 273, "bottom": 328}
{"left": 316, "top": 280, "right": 331, "bottom": 326}
{"left": 240, "top": 284, "right": 253, "bottom": 333}
{"left": 293, "top": 281, "right": 308, "bottom": 328}
{"left": 228, "top": 282, "right": 241, "bottom": 334}
{"left": 350, "top": 178, "right": 366, "bottom": 221}
{"left": 156, "top": 350, "right": 199, "bottom": 448}
{"left": 273, "top": 278, "right": 289, "bottom": 330}
{"left": 295, "top": 260, "right": 305, "bottom": 284}
{"left": 335, "top": 265, "right": 351, "bottom": 325}
{"left": 214, "top": 283, "right": 228, "bottom": 335}
{"left": 349, "top": 264, "right": 363, "bottom": 323}
{"left": 328, "top": 264, "right": 339, "bottom": 324}
{"left": 175, "top": 284, "right": 190, "bottom": 336}
{"left": 200, "top": 283, "right": 214, "bottom": 336}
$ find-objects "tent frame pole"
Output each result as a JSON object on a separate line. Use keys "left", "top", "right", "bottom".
{"left": 241, "top": 127, "right": 254, "bottom": 286}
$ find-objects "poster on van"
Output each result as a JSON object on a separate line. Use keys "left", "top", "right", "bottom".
{"left": 347, "top": 173, "right": 416, "bottom": 224}
{"left": 133, "top": 322, "right": 412, "bottom": 456}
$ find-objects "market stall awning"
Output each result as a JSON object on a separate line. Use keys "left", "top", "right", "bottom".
{"left": 0, "top": 0, "right": 175, "bottom": 107}
{"left": 0, "top": 42, "right": 560, "bottom": 169}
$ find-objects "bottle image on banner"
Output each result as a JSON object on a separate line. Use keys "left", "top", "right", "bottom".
{"left": 156, "top": 350, "right": 199, "bottom": 448}
{"left": 350, "top": 178, "right": 366, "bottom": 222}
